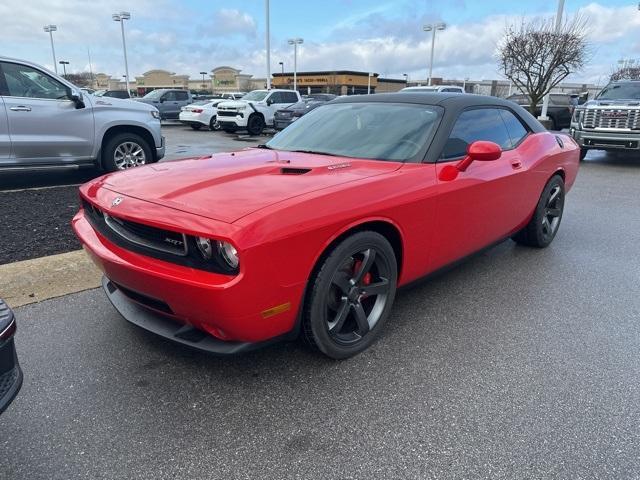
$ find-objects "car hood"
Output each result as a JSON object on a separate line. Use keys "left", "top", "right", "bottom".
{"left": 582, "top": 99, "right": 640, "bottom": 108}
{"left": 87, "top": 95, "right": 157, "bottom": 113}
{"left": 100, "top": 149, "right": 401, "bottom": 224}
{"left": 217, "top": 100, "right": 254, "bottom": 109}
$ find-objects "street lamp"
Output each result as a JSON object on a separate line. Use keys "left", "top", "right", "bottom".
{"left": 43, "top": 25, "right": 58, "bottom": 73}
{"left": 367, "top": 72, "right": 374, "bottom": 94}
{"left": 287, "top": 38, "right": 303, "bottom": 91}
{"left": 112, "top": 11, "right": 131, "bottom": 95}
{"left": 423, "top": 22, "right": 446, "bottom": 86}
{"left": 200, "top": 71, "right": 207, "bottom": 90}
{"left": 59, "top": 60, "right": 69, "bottom": 78}
{"left": 279, "top": 62, "right": 284, "bottom": 74}
{"left": 402, "top": 73, "right": 408, "bottom": 85}
{"left": 265, "top": 0, "right": 271, "bottom": 89}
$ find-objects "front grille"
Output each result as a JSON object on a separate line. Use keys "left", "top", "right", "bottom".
{"left": 81, "top": 198, "right": 238, "bottom": 275}
{"left": 110, "top": 281, "right": 174, "bottom": 314}
{"left": 217, "top": 111, "right": 237, "bottom": 117}
{"left": 276, "top": 111, "right": 292, "bottom": 118}
{"left": 583, "top": 109, "right": 640, "bottom": 130}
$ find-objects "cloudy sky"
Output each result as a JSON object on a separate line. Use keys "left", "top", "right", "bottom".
{"left": 1, "top": 0, "right": 639, "bottom": 86}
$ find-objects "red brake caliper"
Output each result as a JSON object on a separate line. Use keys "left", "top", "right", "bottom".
{"left": 352, "top": 260, "right": 372, "bottom": 298}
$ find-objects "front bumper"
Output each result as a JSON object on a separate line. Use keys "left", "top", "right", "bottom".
{"left": 0, "top": 301, "right": 22, "bottom": 415}
{"left": 156, "top": 135, "right": 165, "bottom": 161}
{"left": 570, "top": 128, "right": 640, "bottom": 150}
{"left": 217, "top": 114, "right": 247, "bottom": 128}
{"left": 102, "top": 277, "right": 286, "bottom": 354}
{"left": 274, "top": 118, "right": 294, "bottom": 130}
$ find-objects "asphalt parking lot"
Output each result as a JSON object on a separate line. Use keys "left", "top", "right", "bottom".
{"left": 1, "top": 148, "right": 639, "bottom": 478}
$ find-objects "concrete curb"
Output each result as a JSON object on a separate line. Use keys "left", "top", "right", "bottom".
{"left": 0, "top": 250, "right": 101, "bottom": 308}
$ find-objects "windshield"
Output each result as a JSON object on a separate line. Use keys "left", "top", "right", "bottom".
{"left": 241, "top": 90, "right": 269, "bottom": 101}
{"left": 597, "top": 83, "right": 640, "bottom": 100}
{"left": 266, "top": 102, "right": 442, "bottom": 162}
{"left": 142, "top": 90, "right": 165, "bottom": 100}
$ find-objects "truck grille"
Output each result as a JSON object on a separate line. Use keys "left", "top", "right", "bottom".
{"left": 583, "top": 109, "right": 640, "bottom": 130}
{"left": 217, "top": 111, "right": 237, "bottom": 117}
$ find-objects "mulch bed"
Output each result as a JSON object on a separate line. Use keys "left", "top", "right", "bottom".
{"left": 0, "top": 186, "right": 82, "bottom": 265}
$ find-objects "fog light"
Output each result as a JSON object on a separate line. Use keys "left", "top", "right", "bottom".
{"left": 195, "top": 237, "right": 213, "bottom": 259}
{"left": 217, "top": 241, "right": 239, "bottom": 269}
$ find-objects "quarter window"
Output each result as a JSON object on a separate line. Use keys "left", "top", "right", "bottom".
{"left": 282, "top": 92, "right": 299, "bottom": 103}
{"left": 441, "top": 108, "right": 512, "bottom": 160}
{"left": 175, "top": 91, "right": 189, "bottom": 101}
{"left": 1, "top": 62, "right": 69, "bottom": 100}
{"left": 499, "top": 110, "right": 529, "bottom": 148}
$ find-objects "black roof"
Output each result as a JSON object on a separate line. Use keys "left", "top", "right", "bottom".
{"left": 333, "top": 92, "right": 546, "bottom": 135}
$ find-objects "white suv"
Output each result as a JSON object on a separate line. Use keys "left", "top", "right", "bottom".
{"left": 216, "top": 89, "right": 301, "bottom": 135}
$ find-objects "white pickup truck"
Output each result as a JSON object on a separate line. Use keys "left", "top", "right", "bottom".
{"left": 216, "top": 89, "right": 301, "bottom": 135}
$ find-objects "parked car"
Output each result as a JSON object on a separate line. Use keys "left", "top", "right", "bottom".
{"left": 73, "top": 92, "right": 579, "bottom": 359}
{"left": 570, "top": 80, "right": 640, "bottom": 160}
{"left": 135, "top": 89, "right": 193, "bottom": 120}
{"left": 96, "top": 90, "right": 130, "bottom": 99}
{"left": 0, "top": 57, "right": 164, "bottom": 172}
{"left": 0, "top": 299, "right": 22, "bottom": 415}
{"left": 273, "top": 99, "right": 327, "bottom": 130}
{"left": 401, "top": 85, "right": 465, "bottom": 93}
{"left": 216, "top": 89, "right": 301, "bottom": 135}
{"left": 179, "top": 100, "right": 224, "bottom": 130}
{"left": 507, "top": 93, "right": 573, "bottom": 131}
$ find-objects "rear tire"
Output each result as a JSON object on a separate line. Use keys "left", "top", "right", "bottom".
{"left": 190, "top": 124, "right": 202, "bottom": 131}
{"left": 303, "top": 231, "right": 397, "bottom": 359}
{"left": 101, "top": 133, "right": 153, "bottom": 172}
{"left": 247, "top": 114, "right": 265, "bottom": 136}
{"left": 209, "top": 116, "right": 221, "bottom": 131}
{"left": 512, "top": 175, "right": 565, "bottom": 248}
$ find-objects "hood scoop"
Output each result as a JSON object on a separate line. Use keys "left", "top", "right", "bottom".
{"left": 279, "top": 167, "right": 312, "bottom": 175}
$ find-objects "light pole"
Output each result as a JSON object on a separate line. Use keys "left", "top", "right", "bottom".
{"left": 423, "top": 22, "right": 446, "bottom": 86}
{"left": 540, "top": 0, "right": 565, "bottom": 122}
{"left": 112, "top": 12, "right": 131, "bottom": 94}
{"left": 367, "top": 72, "right": 373, "bottom": 94}
{"left": 265, "top": 0, "right": 271, "bottom": 89}
{"left": 59, "top": 60, "right": 69, "bottom": 78}
{"left": 288, "top": 38, "right": 303, "bottom": 92}
{"left": 200, "top": 71, "right": 207, "bottom": 91}
{"left": 43, "top": 25, "right": 58, "bottom": 73}
{"left": 279, "top": 62, "right": 284, "bottom": 74}
{"left": 402, "top": 73, "right": 408, "bottom": 85}
{"left": 463, "top": 77, "right": 469, "bottom": 92}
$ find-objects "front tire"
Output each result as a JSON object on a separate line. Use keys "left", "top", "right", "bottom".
{"left": 247, "top": 114, "right": 265, "bottom": 136}
{"left": 209, "top": 116, "right": 221, "bottom": 131}
{"left": 303, "top": 231, "right": 398, "bottom": 359}
{"left": 512, "top": 175, "right": 565, "bottom": 248}
{"left": 102, "top": 133, "right": 153, "bottom": 172}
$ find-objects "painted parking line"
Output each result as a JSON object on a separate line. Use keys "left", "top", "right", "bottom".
{"left": 0, "top": 250, "right": 101, "bottom": 308}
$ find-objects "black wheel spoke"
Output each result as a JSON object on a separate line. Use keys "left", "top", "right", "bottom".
{"left": 352, "top": 303, "right": 370, "bottom": 335}
{"left": 353, "top": 249, "right": 375, "bottom": 284}
{"left": 329, "top": 299, "right": 350, "bottom": 334}
{"left": 547, "top": 207, "right": 561, "bottom": 217}
{"left": 548, "top": 187, "right": 560, "bottom": 205}
{"left": 360, "top": 278, "right": 389, "bottom": 297}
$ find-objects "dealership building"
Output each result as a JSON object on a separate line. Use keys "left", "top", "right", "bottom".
{"left": 272, "top": 71, "right": 406, "bottom": 95}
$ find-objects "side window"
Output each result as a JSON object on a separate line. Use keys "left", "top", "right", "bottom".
{"left": 283, "top": 92, "right": 299, "bottom": 103}
{"left": 499, "top": 110, "right": 529, "bottom": 148}
{"left": 175, "top": 91, "right": 188, "bottom": 101}
{"left": 1, "top": 62, "right": 69, "bottom": 100}
{"left": 268, "top": 92, "right": 282, "bottom": 104}
{"left": 440, "top": 108, "right": 512, "bottom": 160}
{"left": 163, "top": 91, "right": 176, "bottom": 101}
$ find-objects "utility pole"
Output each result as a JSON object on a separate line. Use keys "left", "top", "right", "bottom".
{"left": 539, "top": 0, "right": 565, "bottom": 124}
{"left": 265, "top": 0, "right": 271, "bottom": 89}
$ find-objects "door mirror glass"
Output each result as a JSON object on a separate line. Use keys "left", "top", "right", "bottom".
{"left": 69, "top": 88, "right": 85, "bottom": 109}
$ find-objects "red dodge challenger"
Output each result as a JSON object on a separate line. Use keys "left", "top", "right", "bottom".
{"left": 73, "top": 93, "right": 579, "bottom": 359}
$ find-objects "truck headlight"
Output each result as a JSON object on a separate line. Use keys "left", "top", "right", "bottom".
{"left": 150, "top": 110, "right": 161, "bottom": 120}
{"left": 217, "top": 241, "right": 239, "bottom": 269}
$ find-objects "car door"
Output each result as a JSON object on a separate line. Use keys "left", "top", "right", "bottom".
{"left": 0, "top": 96, "right": 12, "bottom": 164}
{"left": 430, "top": 107, "right": 531, "bottom": 270}
{"left": 0, "top": 61, "right": 94, "bottom": 165}
{"left": 160, "top": 91, "right": 181, "bottom": 119}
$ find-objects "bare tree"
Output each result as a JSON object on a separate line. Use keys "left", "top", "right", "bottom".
{"left": 610, "top": 66, "right": 640, "bottom": 82}
{"left": 63, "top": 72, "right": 94, "bottom": 87}
{"left": 498, "top": 16, "right": 589, "bottom": 112}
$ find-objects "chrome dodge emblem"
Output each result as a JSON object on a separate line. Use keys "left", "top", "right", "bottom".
{"left": 112, "top": 197, "right": 123, "bottom": 207}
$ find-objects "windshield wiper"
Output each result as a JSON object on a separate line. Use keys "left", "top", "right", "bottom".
{"left": 288, "top": 149, "right": 341, "bottom": 157}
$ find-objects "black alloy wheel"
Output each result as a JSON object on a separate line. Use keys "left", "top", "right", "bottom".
{"left": 303, "top": 231, "right": 397, "bottom": 359}
{"left": 247, "top": 114, "right": 266, "bottom": 136}
{"left": 512, "top": 175, "right": 565, "bottom": 248}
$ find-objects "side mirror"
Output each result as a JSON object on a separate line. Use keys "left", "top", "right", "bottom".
{"left": 159, "top": 97, "right": 166, "bottom": 103}
{"left": 456, "top": 141, "right": 502, "bottom": 172}
{"left": 70, "top": 89, "right": 85, "bottom": 109}
{"left": 266, "top": 97, "right": 274, "bottom": 106}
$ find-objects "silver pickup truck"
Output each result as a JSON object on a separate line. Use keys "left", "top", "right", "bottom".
{"left": 571, "top": 80, "right": 640, "bottom": 160}
{"left": 0, "top": 57, "right": 164, "bottom": 172}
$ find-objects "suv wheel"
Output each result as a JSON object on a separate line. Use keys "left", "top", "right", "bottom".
{"left": 102, "top": 133, "right": 153, "bottom": 172}
{"left": 247, "top": 114, "right": 265, "bottom": 136}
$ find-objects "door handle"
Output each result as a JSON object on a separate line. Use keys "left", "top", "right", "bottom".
{"left": 10, "top": 106, "right": 31, "bottom": 112}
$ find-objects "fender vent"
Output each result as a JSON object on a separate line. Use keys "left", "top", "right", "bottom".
{"left": 280, "top": 167, "right": 311, "bottom": 175}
